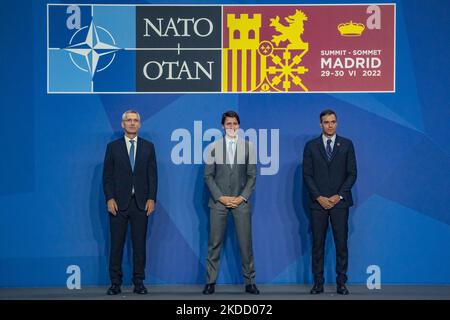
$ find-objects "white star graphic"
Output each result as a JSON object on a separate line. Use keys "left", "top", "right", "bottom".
{"left": 65, "top": 21, "right": 119, "bottom": 77}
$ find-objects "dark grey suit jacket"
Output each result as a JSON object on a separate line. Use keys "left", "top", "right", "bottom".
{"left": 204, "top": 137, "right": 256, "bottom": 210}
{"left": 103, "top": 137, "right": 158, "bottom": 211}
{"left": 303, "top": 135, "right": 357, "bottom": 209}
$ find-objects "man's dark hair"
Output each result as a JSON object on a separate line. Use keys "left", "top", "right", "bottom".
{"left": 221, "top": 110, "right": 240, "bottom": 125}
{"left": 320, "top": 109, "right": 337, "bottom": 122}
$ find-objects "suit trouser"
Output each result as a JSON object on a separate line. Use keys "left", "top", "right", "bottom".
{"left": 109, "top": 196, "right": 148, "bottom": 285}
{"left": 206, "top": 206, "right": 256, "bottom": 285}
{"left": 310, "top": 207, "right": 349, "bottom": 285}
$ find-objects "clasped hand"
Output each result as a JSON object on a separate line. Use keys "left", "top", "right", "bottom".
{"left": 219, "top": 196, "right": 244, "bottom": 208}
{"left": 317, "top": 195, "right": 341, "bottom": 210}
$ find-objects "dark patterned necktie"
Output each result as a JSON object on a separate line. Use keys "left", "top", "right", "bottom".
{"left": 326, "top": 139, "right": 332, "bottom": 161}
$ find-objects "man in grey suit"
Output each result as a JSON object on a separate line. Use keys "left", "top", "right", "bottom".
{"left": 202, "top": 110, "right": 259, "bottom": 295}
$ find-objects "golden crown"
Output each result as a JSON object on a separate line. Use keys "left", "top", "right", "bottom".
{"left": 337, "top": 21, "right": 365, "bottom": 36}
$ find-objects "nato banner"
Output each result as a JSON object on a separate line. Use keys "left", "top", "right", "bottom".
{"left": 47, "top": 4, "right": 395, "bottom": 93}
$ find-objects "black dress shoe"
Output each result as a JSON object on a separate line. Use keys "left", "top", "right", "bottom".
{"left": 337, "top": 284, "right": 349, "bottom": 295}
{"left": 310, "top": 283, "right": 324, "bottom": 294}
{"left": 133, "top": 283, "right": 148, "bottom": 294}
{"left": 245, "top": 284, "right": 260, "bottom": 295}
{"left": 202, "top": 284, "right": 215, "bottom": 295}
{"left": 106, "top": 284, "right": 121, "bottom": 295}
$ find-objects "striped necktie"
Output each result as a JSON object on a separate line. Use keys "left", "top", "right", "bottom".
{"left": 326, "top": 139, "right": 332, "bottom": 161}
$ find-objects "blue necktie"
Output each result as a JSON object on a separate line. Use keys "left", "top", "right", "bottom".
{"left": 326, "top": 139, "right": 332, "bottom": 161}
{"left": 129, "top": 140, "right": 135, "bottom": 171}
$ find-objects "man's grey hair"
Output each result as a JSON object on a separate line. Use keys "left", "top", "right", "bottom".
{"left": 122, "top": 110, "right": 141, "bottom": 121}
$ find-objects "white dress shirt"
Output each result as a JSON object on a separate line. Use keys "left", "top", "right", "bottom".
{"left": 225, "top": 135, "right": 237, "bottom": 165}
{"left": 322, "top": 134, "right": 336, "bottom": 150}
{"left": 124, "top": 135, "right": 138, "bottom": 160}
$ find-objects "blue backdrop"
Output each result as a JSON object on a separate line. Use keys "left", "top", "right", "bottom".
{"left": 1, "top": 0, "right": 449, "bottom": 287}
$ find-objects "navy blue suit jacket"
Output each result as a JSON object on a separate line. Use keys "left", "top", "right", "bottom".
{"left": 103, "top": 137, "right": 158, "bottom": 211}
{"left": 302, "top": 135, "right": 357, "bottom": 209}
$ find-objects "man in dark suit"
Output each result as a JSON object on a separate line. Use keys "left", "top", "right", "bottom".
{"left": 202, "top": 110, "right": 259, "bottom": 295}
{"left": 103, "top": 110, "right": 157, "bottom": 295}
{"left": 303, "top": 109, "right": 357, "bottom": 295}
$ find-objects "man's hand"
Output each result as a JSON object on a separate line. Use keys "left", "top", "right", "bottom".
{"left": 218, "top": 196, "right": 245, "bottom": 208}
{"left": 145, "top": 199, "right": 155, "bottom": 216}
{"left": 229, "top": 196, "right": 245, "bottom": 208}
{"left": 219, "top": 196, "right": 236, "bottom": 208}
{"left": 107, "top": 199, "right": 118, "bottom": 216}
{"left": 329, "top": 195, "right": 341, "bottom": 206}
{"left": 316, "top": 196, "right": 334, "bottom": 210}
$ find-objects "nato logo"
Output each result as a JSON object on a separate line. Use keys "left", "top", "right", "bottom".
{"left": 65, "top": 21, "right": 119, "bottom": 79}
{"left": 48, "top": 5, "right": 136, "bottom": 93}
{"left": 47, "top": 4, "right": 221, "bottom": 93}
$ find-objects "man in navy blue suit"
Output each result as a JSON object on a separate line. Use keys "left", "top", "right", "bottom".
{"left": 303, "top": 109, "right": 357, "bottom": 295}
{"left": 103, "top": 110, "right": 157, "bottom": 295}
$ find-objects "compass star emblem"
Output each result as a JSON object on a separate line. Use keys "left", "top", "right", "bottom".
{"left": 64, "top": 21, "right": 119, "bottom": 77}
